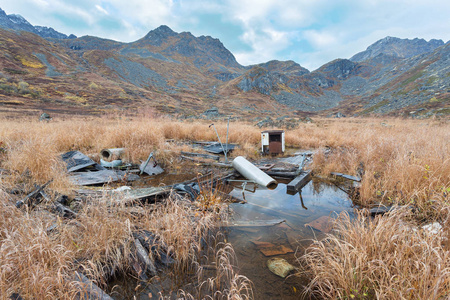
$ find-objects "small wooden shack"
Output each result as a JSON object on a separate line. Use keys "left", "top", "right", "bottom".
{"left": 261, "top": 130, "right": 285, "bottom": 155}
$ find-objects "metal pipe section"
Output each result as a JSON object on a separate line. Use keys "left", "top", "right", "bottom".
{"left": 100, "top": 148, "right": 125, "bottom": 160}
{"left": 232, "top": 156, "right": 278, "bottom": 189}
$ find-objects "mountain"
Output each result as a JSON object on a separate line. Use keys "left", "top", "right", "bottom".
{"left": 0, "top": 8, "right": 75, "bottom": 40}
{"left": 0, "top": 7, "right": 448, "bottom": 118}
{"left": 350, "top": 36, "right": 444, "bottom": 62}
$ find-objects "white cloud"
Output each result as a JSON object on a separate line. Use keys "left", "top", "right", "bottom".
{"left": 235, "top": 27, "right": 292, "bottom": 65}
{"left": 303, "top": 30, "right": 338, "bottom": 49}
{"left": 95, "top": 5, "right": 108, "bottom": 15}
{"left": 2, "top": 0, "right": 450, "bottom": 69}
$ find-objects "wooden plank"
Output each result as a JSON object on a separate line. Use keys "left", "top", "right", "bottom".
{"left": 330, "top": 172, "right": 361, "bottom": 182}
{"left": 113, "top": 186, "right": 171, "bottom": 203}
{"left": 265, "top": 171, "right": 299, "bottom": 178}
{"left": 220, "top": 218, "right": 285, "bottom": 227}
{"left": 134, "top": 239, "right": 157, "bottom": 276}
{"left": 73, "top": 271, "right": 114, "bottom": 300}
{"left": 203, "top": 143, "right": 237, "bottom": 154}
{"left": 287, "top": 170, "right": 312, "bottom": 192}
{"left": 15, "top": 180, "right": 53, "bottom": 208}
{"left": 180, "top": 151, "right": 220, "bottom": 161}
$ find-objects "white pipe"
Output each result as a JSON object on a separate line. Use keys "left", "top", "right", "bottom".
{"left": 232, "top": 156, "right": 278, "bottom": 189}
{"left": 100, "top": 148, "right": 125, "bottom": 159}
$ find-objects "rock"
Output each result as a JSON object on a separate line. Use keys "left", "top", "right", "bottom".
{"left": 267, "top": 258, "right": 296, "bottom": 278}
{"left": 39, "top": 113, "right": 52, "bottom": 122}
{"left": 422, "top": 222, "right": 442, "bottom": 235}
{"left": 202, "top": 107, "right": 220, "bottom": 118}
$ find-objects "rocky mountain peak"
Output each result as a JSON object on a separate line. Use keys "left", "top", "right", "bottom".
{"left": 142, "top": 25, "right": 177, "bottom": 46}
{"left": 318, "top": 59, "right": 359, "bottom": 79}
{"left": 351, "top": 36, "right": 444, "bottom": 62}
{"left": 258, "top": 60, "right": 310, "bottom": 76}
{"left": 0, "top": 6, "right": 75, "bottom": 39}
{"left": 8, "top": 14, "right": 29, "bottom": 25}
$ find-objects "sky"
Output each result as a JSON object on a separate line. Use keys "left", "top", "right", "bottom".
{"left": 2, "top": 0, "right": 450, "bottom": 71}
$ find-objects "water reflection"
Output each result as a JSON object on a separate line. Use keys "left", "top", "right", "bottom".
{"left": 226, "top": 178, "right": 353, "bottom": 299}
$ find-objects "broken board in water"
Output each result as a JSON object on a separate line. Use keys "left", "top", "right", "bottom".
{"left": 220, "top": 219, "right": 285, "bottom": 227}
{"left": 286, "top": 170, "right": 312, "bottom": 192}
{"left": 250, "top": 240, "right": 294, "bottom": 257}
{"left": 330, "top": 172, "right": 361, "bottom": 182}
{"left": 61, "top": 151, "right": 96, "bottom": 172}
{"left": 305, "top": 216, "right": 333, "bottom": 233}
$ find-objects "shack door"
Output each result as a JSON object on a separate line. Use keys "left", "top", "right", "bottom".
{"left": 268, "top": 133, "right": 282, "bottom": 155}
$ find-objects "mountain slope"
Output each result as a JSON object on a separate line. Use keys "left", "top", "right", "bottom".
{"left": 0, "top": 6, "right": 448, "bottom": 118}
{"left": 0, "top": 8, "right": 75, "bottom": 40}
{"left": 350, "top": 36, "right": 444, "bottom": 62}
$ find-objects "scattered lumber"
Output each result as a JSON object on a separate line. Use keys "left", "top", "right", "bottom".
{"left": 15, "top": 180, "right": 53, "bottom": 209}
{"left": 287, "top": 170, "right": 312, "bottom": 192}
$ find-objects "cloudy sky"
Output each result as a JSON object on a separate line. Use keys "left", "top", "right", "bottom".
{"left": 2, "top": 0, "right": 450, "bottom": 70}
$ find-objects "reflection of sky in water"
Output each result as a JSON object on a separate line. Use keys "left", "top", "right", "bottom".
{"left": 229, "top": 179, "right": 353, "bottom": 228}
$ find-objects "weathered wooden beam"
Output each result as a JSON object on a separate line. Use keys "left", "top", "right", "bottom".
{"left": 15, "top": 180, "right": 53, "bottom": 209}
{"left": 286, "top": 170, "right": 312, "bottom": 192}
{"left": 265, "top": 171, "right": 299, "bottom": 178}
{"left": 220, "top": 219, "right": 285, "bottom": 227}
{"left": 330, "top": 172, "right": 361, "bottom": 182}
{"left": 180, "top": 151, "right": 220, "bottom": 161}
{"left": 52, "top": 202, "right": 78, "bottom": 219}
{"left": 134, "top": 239, "right": 157, "bottom": 276}
{"left": 73, "top": 271, "right": 114, "bottom": 300}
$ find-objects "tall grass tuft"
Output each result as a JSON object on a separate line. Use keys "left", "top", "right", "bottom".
{"left": 301, "top": 207, "right": 450, "bottom": 299}
{"left": 180, "top": 243, "right": 254, "bottom": 300}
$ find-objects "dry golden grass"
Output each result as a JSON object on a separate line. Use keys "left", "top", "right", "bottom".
{"left": 0, "top": 187, "right": 247, "bottom": 299}
{"left": 300, "top": 207, "right": 450, "bottom": 300}
{"left": 0, "top": 114, "right": 449, "bottom": 299}
{"left": 0, "top": 115, "right": 448, "bottom": 212}
{"left": 180, "top": 243, "right": 254, "bottom": 300}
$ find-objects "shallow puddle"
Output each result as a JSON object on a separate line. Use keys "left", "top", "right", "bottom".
{"left": 107, "top": 169, "right": 354, "bottom": 299}
{"left": 225, "top": 178, "right": 353, "bottom": 299}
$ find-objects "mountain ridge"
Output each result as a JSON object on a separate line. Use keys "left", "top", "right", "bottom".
{"left": 0, "top": 7, "right": 448, "bottom": 119}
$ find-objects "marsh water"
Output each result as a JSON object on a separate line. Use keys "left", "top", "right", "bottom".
{"left": 226, "top": 178, "right": 353, "bottom": 299}
{"left": 108, "top": 164, "right": 354, "bottom": 299}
